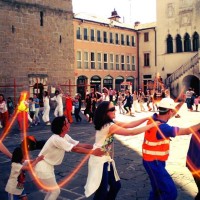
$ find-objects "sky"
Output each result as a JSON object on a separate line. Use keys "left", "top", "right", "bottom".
{"left": 72, "top": 0, "right": 156, "bottom": 24}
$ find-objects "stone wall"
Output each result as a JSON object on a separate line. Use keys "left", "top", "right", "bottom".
{"left": 0, "top": 0, "right": 74, "bottom": 99}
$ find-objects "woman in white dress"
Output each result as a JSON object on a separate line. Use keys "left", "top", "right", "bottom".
{"left": 42, "top": 91, "right": 51, "bottom": 125}
{"left": 84, "top": 101, "right": 160, "bottom": 199}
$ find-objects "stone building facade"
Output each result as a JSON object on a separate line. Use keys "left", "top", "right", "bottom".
{"left": 73, "top": 11, "right": 138, "bottom": 98}
{"left": 156, "top": 0, "right": 200, "bottom": 96}
{"left": 0, "top": 0, "right": 74, "bottom": 104}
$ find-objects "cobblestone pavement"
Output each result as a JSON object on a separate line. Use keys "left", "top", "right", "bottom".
{"left": 0, "top": 103, "right": 199, "bottom": 200}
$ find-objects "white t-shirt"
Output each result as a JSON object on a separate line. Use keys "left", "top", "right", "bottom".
{"left": 0, "top": 101, "right": 8, "bottom": 113}
{"left": 39, "top": 134, "right": 79, "bottom": 165}
{"left": 35, "top": 134, "right": 79, "bottom": 179}
{"left": 51, "top": 94, "right": 63, "bottom": 108}
{"left": 5, "top": 163, "right": 24, "bottom": 195}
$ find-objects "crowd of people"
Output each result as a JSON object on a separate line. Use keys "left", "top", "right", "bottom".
{"left": 0, "top": 86, "right": 200, "bottom": 200}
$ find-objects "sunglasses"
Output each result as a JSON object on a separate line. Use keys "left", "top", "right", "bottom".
{"left": 107, "top": 107, "right": 116, "bottom": 112}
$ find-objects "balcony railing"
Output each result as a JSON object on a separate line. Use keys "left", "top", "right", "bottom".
{"left": 165, "top": 53, "right": 198, "bottom": 86}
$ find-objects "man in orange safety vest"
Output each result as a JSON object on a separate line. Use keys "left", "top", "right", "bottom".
{"left": 142, "top": 97, "right": 200, "bottom": 200}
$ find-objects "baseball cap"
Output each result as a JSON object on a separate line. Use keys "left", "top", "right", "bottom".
{"left": 158, "top": 98, "right": 176, "bottom": 110}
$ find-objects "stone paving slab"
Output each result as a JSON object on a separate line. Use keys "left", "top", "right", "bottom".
{"left": 0, "top": 103, "right": 199, "bottom": 199}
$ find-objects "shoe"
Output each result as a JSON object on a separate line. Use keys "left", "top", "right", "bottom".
{"left": 46, "top": 122, "right": 51, "bottom": 126}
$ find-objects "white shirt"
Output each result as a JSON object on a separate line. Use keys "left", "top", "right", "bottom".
{"left": 35, "top": 134, "right": 79, "bottom": 179}
{"left": 102, "top": 94, "right": 110, "bottom": 101}
{"left": 0, "top": 101, "right": 8, "bottom": 113}
{"left": 5, "top": 163, "right": 24, "bottom": 195}
{"left": 51, "top": 94, "right": 63, "bottom": 108}
{"left": 39, "top": 134, "right": 79, "bottom": 165}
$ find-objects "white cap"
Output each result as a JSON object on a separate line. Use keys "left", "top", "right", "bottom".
{"left": 158, "top": 98, "right": 176, "bottom": 110}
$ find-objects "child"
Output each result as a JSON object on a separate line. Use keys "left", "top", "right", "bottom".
{"left": 7, "top": 97, "right": 14, "bottom": 117}
{"left": 5, "top": 147, "right": 43, "bottom": 200}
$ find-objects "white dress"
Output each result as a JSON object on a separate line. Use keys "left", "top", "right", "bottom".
{"left": 42, "top": 96, "right": 50, "bottom": 122}
{"left": 84, "top": 123, "right": 120, "bottom": 197}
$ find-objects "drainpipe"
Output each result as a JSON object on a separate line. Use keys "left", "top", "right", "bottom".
{"left": 154, "top": 27, "right": 157, "bottom": 67}
{"left": 137, "top": 31, "right": 140, "bottom": 90}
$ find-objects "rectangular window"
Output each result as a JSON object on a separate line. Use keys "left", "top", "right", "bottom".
{"left": 131, "top": 36, "right": 135, "bottom": 46}
{"left": 131, "top": 56, "right": 135, "bottom": 71}
{"left": 126, "top": 35, "right": 130, "bottom": 46}
{"left": 104, "top": 53, "right": 108, "bottom": 69}
{"left": 91, "top": 29, "right": 95, "bottom": 41}
{"left": 110, "top": 54, "right": 114, "bottom": 70}
{"left": 84, "top": 52, "right": 89, "bottom": 69}
{"left": 76, "top": 27, "right": 81, "bottom": 39}
{"left": 97, "top": 30, "right": 101, "bottom": 42}
{"left": 127, "top": 56, "right": 130, "bottom": 70}
{"left": 144, "top": 32, "right": 149, "bottom": 42}
{"left": 40, "top": 11, "right": 44, "bottom": 26}
{"left": 110, "top": 32, "right": 113, "bottom": 44}
{"left": 144, "top": 53, "right": 150, "bottom": 66}
{"left": 121, "top": 34, "right": 125, "bottom": 45}
{"left": 116, "top": 55, "right": 119, "bottom": 70}
{"left": 91, "top": 52, "right": 95, "bottom": 69}
{"left": 121, "top": 55, "right": 125, "bottom": 70}
{"left": 97, "top": 53, "right": 102, "bottom": 69}
{"left": 84, "top": 28, "right": 88, "bottom": 40}
{"left": 103, "top": 31, "right": 107, "bottom": 43}
{"left": 115, "top": 33, "right": 119, "bottom": 44}
{"left": 76, "top": 51, "right": 82, "bottom": 69}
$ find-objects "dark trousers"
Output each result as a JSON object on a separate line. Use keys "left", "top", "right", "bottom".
{"left": 93, "top": 162, "right": 121, "bottom": 200}
{"left": 143, "top": 160, "right": 177, "bottom": 200}
{"left": 194, "top": 176, "right": 200, "bottom": 200}
{"left": 74, "top": 108, "right": 82, "bottom": 122}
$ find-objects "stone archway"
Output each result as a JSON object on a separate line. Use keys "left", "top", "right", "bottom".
{"left": 77, "top": 75, "right": 88, "bottom": 99}
{"left": 182, "top": 75, "right": 199, "bottom": 95}
{"left": 90, "top": 75, "right": 101, "bottom": 92}
{"left": 28, "top": 74, "right": 48, "bottom": 106}
{"left": 103, "top": 75, "right": 113, "bottom": 89}
{"left": 115, "top": 76, "right": 124, "bottom": 92}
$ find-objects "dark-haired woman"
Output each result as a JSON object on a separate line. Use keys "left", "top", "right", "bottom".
{"left": 84, "top": 101, "right": 160, "bottom": 200}
{"left": 34, "top": 116, "right": 103, "bottom": 200}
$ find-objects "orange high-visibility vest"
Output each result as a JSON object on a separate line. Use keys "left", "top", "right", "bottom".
{"left": 142, "top": 120, "right": 170, "bottom": 161}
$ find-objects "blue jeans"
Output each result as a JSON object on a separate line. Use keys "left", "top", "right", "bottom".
{"left": 93, "top": 162, "right": 121, "bottom": 200}
{"left": 143, "top": 160, "right": 177, "bottom": 200}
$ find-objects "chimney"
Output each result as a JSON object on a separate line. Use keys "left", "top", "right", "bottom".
{"left": 134, "top": 21, "right": 140, "bottom": 26}
{"left": 108, "top": 9, "right": 121, "bottom": 22}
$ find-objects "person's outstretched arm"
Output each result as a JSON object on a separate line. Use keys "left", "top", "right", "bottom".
{"left": 22, "top": 155, "right": 44, "bottom": 171}
{"left": 115, "top": 116, "right": 150, "bottom": 128}
{"left": 0, "top": 142, "right": 12, "bottom": 158}
{"left": 109, "top": 121, "right": 160, "bottom": 137}
{"left": 177, "top": 123, "right": 200, "bottom": 136}
{"left": 71, "top": 144, "right": 104, "bottom": 156}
